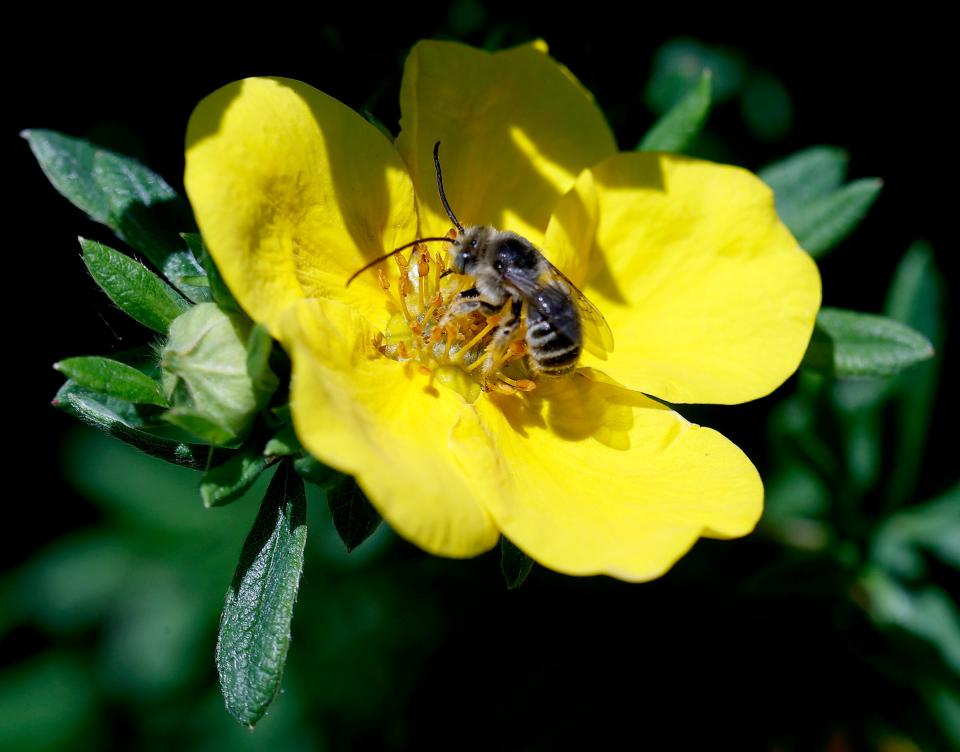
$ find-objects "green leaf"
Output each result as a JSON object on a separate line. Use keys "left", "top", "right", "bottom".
{"left": 883, "top": 241, "right": 944, "bottom": 506}
{"left": 53, "top": 380, "right": 206, "bottom": 468}
{"left": 217, "top": 461, "right": 307, "bottom": 728}
{"left": 54, "top": 356, "right": 167, "bottom": 406}
{"left": 860, "top": 571, "right": 960, "bottom": 677}
{"left": 327, "top": 477, "right": 382, "bottom": 553}
{"left": 500, "top": 537, "right": 534, "bottom": 589}
{"left": 80, "top": 238, "right": 190, "bottom": 332}
{"left": 183, "top": 232, "right": 239, "bottom": 312}
{"left": 264, "top": 424, "right": 301, "bottom": 458}
{"left": 162, "top": 407, "right": 236, "bottom": 447}
{"left": 872, "top": 483, "right": 960, "bottom": 578}
{"left": 638, "top": 70, "right": 712, "bottom": 153}
{"left": 787, "top": 178, "right": 882, "bottom": 257}
{"left": 802, "top": 307, "right": 934, "bottom": 378}
{"left": 759, "top": 146, "right": 848, "bottom": 215}
{"left": 645, "top": 39, "right": 746, "bottom": 113}
{"left": 23, "top": 129, "right": 207, "bottom": 299}
{"left": 759, "top": 148, "right": 881, "bottom": 256}
{"left": 202, "top": 442, "right": 272, "bottom": 508}
{"left": 160, "top": 304, "right": 278, "bottom": 445}
{"left": 246, "top": 323, "right": 275, "bottom": 394}
{"left": 293, "top": 454, "right": 343, "bottom": 489}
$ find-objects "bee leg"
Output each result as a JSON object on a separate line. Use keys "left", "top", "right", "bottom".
{"left": 440, "top": 288, "right": 501, "bottom": 326}
{"left": 478, "top": 300, "right": 523, "bottom": 379}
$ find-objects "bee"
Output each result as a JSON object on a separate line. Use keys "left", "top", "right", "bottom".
{"left": 347, "top": 142, "right": 613, "bottom": 377}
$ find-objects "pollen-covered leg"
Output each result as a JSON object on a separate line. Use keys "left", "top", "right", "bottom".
{"left": 440, "top": 287, "right": 501, "bottom": 327}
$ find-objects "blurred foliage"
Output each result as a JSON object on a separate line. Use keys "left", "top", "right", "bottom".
{"left": 8, "top": 17, "right": 957, "bottom": 752}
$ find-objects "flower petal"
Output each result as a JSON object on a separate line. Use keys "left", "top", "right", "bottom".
{"left": 278, "top": 298, "right": 500, "bottom": 557}
{"left": 185, "top": 77, "right": 419, "bottom": 335}
{"left": 462, "top": 375, "right": 763, "bottom": 581}
{"left": 546, "top": 152, "right": 821, "bottom": 404}
{"left": 397, "top": 40, "right": 616, "bottom": 245}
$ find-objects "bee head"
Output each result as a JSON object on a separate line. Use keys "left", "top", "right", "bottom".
{"left": 452, "top": 226, "right": 487, "bottom": 274}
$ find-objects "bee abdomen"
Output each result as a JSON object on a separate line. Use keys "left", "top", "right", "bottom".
{"left": 528, "top": 332, "right": 581, "bottom": 377}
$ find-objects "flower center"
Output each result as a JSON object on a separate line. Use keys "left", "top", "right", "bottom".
{"left": 371, "top": 242, "right": 536, "bottom": 402}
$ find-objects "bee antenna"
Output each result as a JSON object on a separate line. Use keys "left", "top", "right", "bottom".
{"left": 345, "top": 237, "right": 455, "bottom": 287}
{"left": 433, "top": 141, "right": 464, "bottom": 234}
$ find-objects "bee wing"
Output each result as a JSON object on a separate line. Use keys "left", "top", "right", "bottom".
{"left": 542, "top": 261, "right": 614, "bottom": 359}
{"left": 502, "top": 261, "right": 615, "bottom": 359}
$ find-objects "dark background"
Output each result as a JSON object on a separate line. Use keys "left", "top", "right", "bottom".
{"left": 7, "top": 7, "right": 957, "bottom": 750}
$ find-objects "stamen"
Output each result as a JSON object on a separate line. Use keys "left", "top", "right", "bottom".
{"left": 417, "top": 246, "right": 430, "bottom": 310}
{"left": 421, "top": 292, "right": 443, "bottom": 332}
{"left": 452, "top": 315, "right": 500, "bottom": 364}
{"left": 465, "top": 351, "right": 490, "bottom": 373}
{"left": 434, "top": 251, "right": 446, "bottom": 292}
{"left": 442, "top": 323, "right": 458, "bottom": 360}
{"left": 397, "top": 274, "right": 415, "bottom": 328}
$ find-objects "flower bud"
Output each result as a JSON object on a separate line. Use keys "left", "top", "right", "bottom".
{"left": 160, "top": 303, "right": 278, "bottom": 445}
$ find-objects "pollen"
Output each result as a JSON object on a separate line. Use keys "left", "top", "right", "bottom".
{"left": 370, "top": 241, "right": 533, "bottom": 401}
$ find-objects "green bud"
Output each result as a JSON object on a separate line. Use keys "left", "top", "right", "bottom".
{"left": 160, "top": 303, "right": 278, "bottom": 445}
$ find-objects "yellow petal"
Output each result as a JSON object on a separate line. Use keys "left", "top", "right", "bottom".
{"left": 462, "top": 375, "right": 762, "bottom": 581}
{"left": 397, "top": 40, "right": 616, "bottom": 244}
{"left": 278, "top": 298, "right": 500, "bottom": 557}
{"left": 185, "top": 77, "right": 418, "bottom": 335}
{"left": 546, "top": 152, "right": 822, "bottom": 404}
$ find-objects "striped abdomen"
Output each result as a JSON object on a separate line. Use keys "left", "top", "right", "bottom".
{"left": 525, "top": 301, "right": 582, "bottom": 377}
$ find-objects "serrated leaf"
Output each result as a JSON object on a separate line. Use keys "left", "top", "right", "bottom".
{"left": 500, "top": 537, "right": 534, "bottom": 589}
{"left": 217, "top": 461, "right": 306, "bottom": 728}
{"left": 80, "top": 238, "right": 189, "bottom": 332}
{"left": 23, "top": 129, "right": 207, "bottom": 299}
{"left": 53, "top": 380, "right": 206, "bottom": 468}
{"left": 55, "top": 356, "right": 167, "bottom": 406}
{"left": 202, "top": 442, "right": 271, "bottom": 508}
{"left": 759, "top": 146, "right": 849, "bottom": 216}
{"left": 802, "top": 307, "right": 934, "bottom": 378}
{"left": 183, "top": 233, "right": 239, "bottom": 312}
{"left": 638, "top": 70, "right": 712, "bottom": 153}
{"left": 788, "top": 178, "right": 882, "bottom": 257}
{"left": 327, "top": 477, "right": 382, "bottom": 553}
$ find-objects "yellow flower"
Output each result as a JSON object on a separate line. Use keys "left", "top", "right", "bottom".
{"left": 184, "top": 40, "right": 821, "bottom": 581}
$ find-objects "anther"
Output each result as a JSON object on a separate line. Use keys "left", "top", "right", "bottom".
{"left": 443, "top": 323, "right": 458, "bottom": 360}
{"left": 499, "top": 375, "right": 536, "bottom": 392}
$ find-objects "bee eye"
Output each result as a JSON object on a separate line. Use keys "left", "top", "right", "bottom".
{"left": 470, "top": 239, "right": 479, "bottom": 249}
